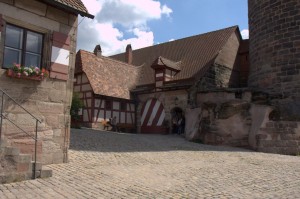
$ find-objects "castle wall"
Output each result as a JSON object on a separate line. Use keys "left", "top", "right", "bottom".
{"left": 186, "top": 91, "right": 252, "bottom": 147}
{"left": 248, "top": 0, "right": 300, "bottom": 97}
{"left": 248, "top": 0, "right": 300, "bottom": 119}
{"left": 248, "top": 0, "right": 300, "bottom": 154}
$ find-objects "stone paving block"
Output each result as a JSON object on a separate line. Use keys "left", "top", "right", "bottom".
{"left": 0, "top": 129, "right": 300, "bottom": 198}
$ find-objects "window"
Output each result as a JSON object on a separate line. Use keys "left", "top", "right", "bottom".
{"left": 120, "top": 102, "right": 127, "bottom": 111}
{"left": 3, "top": 24, "right": 43, "bottom": 69}
{"left": 105, "top": 100, "right": 112, "bottom": 110}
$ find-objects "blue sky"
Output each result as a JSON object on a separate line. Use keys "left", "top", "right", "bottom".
{"left": 78, "top": 0, "right": 248, "bottom": 56}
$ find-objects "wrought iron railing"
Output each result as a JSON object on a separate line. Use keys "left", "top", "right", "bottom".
{"left": 0, "top": 88, "right": 41, "bottom": 179}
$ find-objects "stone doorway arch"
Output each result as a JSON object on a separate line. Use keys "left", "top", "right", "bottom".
{"left": 171, "top": 107, "right": 184, "bottom": 134}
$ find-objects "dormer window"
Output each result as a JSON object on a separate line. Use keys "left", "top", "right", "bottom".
{"left": 151, "top": 56, "right": 181, "bottom": 90}
{"left": 165, "top": 69, "right": 177, "bottom": 81}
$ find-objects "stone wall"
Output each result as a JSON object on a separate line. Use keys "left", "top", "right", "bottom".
{"left": 137, "top": 90, "right": 188, "bottom": 133}
{"left": 196, "top": 31, "right": 241, "bottom": 90}
{"left": 248, "top": 0, "right": 300, "bottom": 119}
{"left": 0, "top": 0, "right": 78, "bottom": 164}
{"left": 248, "top": 0, "right": 300, "bottom": 154}
{"left": 186, "top": 91, "right": 252, "bottom": 147}
{"left": 198, "top": 64, "right": 238, "bottom": 90}
{"left": 256, "top": 121, "right": 300, "bottom": 155}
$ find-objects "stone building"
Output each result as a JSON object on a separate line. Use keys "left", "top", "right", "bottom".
{"left": 0, "top": 0, "right": 93, "bottom": 183}
{"left": 247, "top": 0, "right": 300, "bottom": 154}
{"left": 77, "top": 26, "right": 250, "bottom": 140}
{"left": 110, "top": 26, "right": 252, "bottom": 146}
{"left": 75, "top": 0, "right": 299, "bottom": 155}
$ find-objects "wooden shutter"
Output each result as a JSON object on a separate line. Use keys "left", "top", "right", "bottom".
{"left": 50, "top": 31, "right": 70, "bottom": 81}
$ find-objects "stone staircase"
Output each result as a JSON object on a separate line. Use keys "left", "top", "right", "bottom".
{"left": 0, "top": 140, "right": 52, "bottom": 184}
{"left": 0, "top": 88, "right": 52, "bottom": 184}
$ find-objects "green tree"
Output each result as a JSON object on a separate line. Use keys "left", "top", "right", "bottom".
{"left": 70, "top": 92, "right": 84, "bottom": 121}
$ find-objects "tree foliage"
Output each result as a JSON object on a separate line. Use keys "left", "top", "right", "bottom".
{"left": 70, "top": 92, "right": 84, "bottom": 121}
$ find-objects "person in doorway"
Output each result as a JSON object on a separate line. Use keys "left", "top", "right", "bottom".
{"left": 177, "top": 114, "right": 185, "bottom": 135}
{"left": 111, "top": 116, "right": 117, "bottom": 131}
{"left": 172, "top": 115, "right": 178, "bottom": 134}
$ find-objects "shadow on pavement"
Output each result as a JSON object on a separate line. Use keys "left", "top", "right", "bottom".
{"left": 69, "top": 128, "right": 253, "bottom": 153}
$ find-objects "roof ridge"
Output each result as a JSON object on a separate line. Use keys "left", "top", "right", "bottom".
{"left": 159, "top": 56, "right": 181, "bottom": 65}
{"left": 78, "top": 50, "right": 143, "bottom": 69}
{"left": 111, "top": 25, "right": 238, "bottom": 56}
{"left": 162, "top": 25, "right": 238, "bottom": 47}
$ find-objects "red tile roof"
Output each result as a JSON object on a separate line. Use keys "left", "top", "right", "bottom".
{"left": 41, "top": 0, "right": 94, "bottom": 18}
{"left": 76, "top": 50, "right": 141, "bottom": 99}
{"left": 111, "top": 26, "right": 239, "bottom": 86}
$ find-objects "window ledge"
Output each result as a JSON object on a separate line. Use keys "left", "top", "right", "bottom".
{"left": 6, "top": 69, "right": 46, "bottom": 81}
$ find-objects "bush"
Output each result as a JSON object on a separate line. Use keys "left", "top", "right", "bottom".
{"left": 70, "top": 92, "right": 84, "bottom": 121}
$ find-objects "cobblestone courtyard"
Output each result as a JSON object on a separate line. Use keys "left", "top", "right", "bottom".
{"left": 1, "top": 128, "right": 300, "bottom": 198}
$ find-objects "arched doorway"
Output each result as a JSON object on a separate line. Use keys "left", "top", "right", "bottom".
{"left": 171, "top": 107, "right": 184, "bottom": 134}
{"left": 140, "top": 98, "right": 167, "bottom": 134}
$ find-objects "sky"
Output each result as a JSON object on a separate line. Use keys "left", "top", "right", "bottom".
{"left": 78, "top": 0, "right": 248, "bottom": 56}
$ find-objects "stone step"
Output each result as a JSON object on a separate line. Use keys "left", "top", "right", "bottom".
{"left": 4, "top": 146, "right": 20, "bottom": 156}
{"left": 40, "top": 169, "right": 52, "bottom": 178}
{"left": 14, "top": 154, "right": 32, "bottom": 163}
{"left": 31, "top": 161, "right": 42, "bottom": 171}
{"left": 33, "top": 169, "right": 52, "bottom": 179}
{"left": 0, "top": 139, "right": 9, "bottom": 148}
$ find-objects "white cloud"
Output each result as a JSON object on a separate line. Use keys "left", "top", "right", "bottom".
{"left": 78, "top": 0, "right": 172, "bottom": 56}
{"left": 81, "top": 0, "right": 102, "bottom": 15}
{"left": 169, "top": 38, "right": 175, "bottom": 42}
{"left": 161, "top": 5, "right": 172, "bottom": 17}
{"left": 241, "top": 29, "right": 249, "bottom": 39}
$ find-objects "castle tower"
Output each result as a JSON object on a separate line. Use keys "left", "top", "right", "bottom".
{"left": 248, "top": 0, "right": 300, "bottom": 119}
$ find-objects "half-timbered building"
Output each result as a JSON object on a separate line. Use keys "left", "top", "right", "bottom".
{"left": 74, "top": 46, "right": 140, "bottom": 130}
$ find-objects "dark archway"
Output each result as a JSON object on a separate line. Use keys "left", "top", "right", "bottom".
{"left": 170, "top": 107, "right": 185, "bottom": 134}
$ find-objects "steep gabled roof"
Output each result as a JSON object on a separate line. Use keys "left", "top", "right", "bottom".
{"left": 110, "top": 26, "right": 239, "bottom": 86}
{"left": 151, "top": 56, "right": 181, "bottom": 71}
{"left": 76, "top": 50, "right": 141, "bottom": 99}
{"left": 41, "top": 0, "right": 94, "bottom": 18}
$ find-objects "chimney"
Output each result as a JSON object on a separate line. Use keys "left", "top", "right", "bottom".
{"left": 93, "top": 44, "right": 102, "bottom": 57}
{"left": 125, "top": 44, "right": 132, "bottom": 64}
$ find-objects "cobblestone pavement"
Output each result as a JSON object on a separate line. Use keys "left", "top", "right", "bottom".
{"left": 1, "top": 128, "right": 300, "bottom": 199}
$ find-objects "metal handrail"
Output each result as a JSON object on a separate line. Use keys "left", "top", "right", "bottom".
{"left": 0, "top": 89, "right": 41, "bottom": 179}
{"left": 1, "top": 114, "right": 37, "bottom": 140}
{"left": 0, "top": 89, "right": 41, "bottom": 123}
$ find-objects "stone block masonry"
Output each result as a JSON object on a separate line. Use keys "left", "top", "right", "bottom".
{"left": 0, "top": 0, "right": 78, "bottom": 165}
{"left": 257, "top": 121, "right": 300, "bottom": 155}
{"left": 248, "top": 0, "right": 300, "bottom": 100}
{"left": 248, "top": 0, "right": 300, "bottom": 154}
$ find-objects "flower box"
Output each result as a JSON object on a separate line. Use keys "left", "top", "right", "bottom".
{"left": 6, "top": 64, "right": 48, "bottom": 81}
{"left": 7, "top": 69, "right": 46, "bottom": 81}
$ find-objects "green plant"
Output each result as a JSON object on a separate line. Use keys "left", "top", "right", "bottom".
{"left": 70, "top": 93, "right": 84, "bottom": 121}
